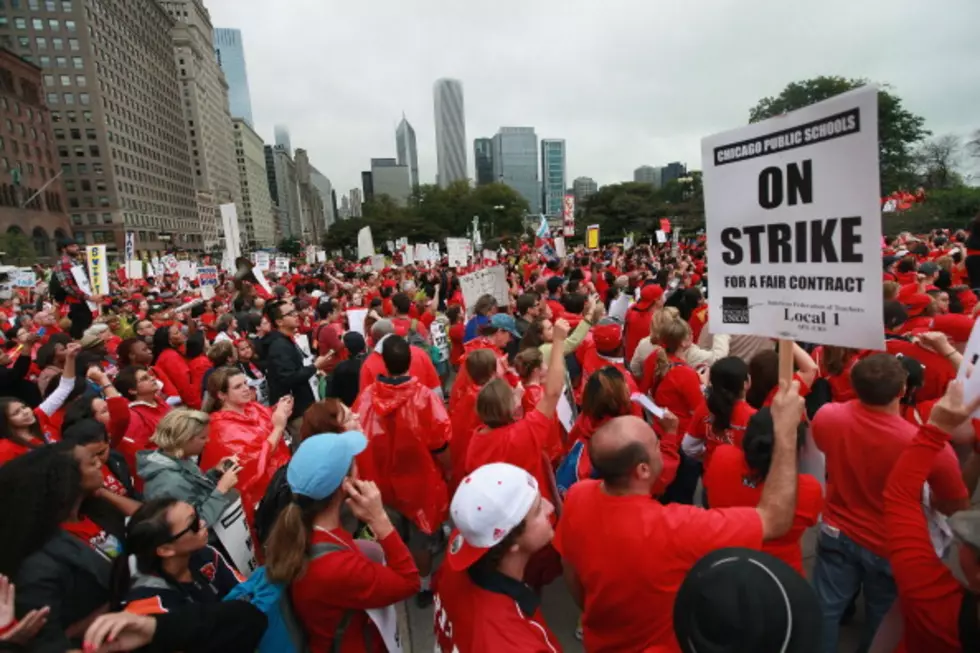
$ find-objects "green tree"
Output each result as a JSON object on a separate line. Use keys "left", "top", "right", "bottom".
{"left": 0, "top": 230, "right": 37, "bottom": 265}
{"left": 277, "top": 237, "right": 302, "bottom": 256}
{"left": 915, "top": 134, "right": 965, "bottom": 190}
{"left": 749, "top": 76, "right": 930, "bottom": 194}
{"left": 882, "top": 186, "right": 980, "bottom": 234}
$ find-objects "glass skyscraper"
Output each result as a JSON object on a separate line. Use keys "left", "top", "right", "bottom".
{"left": 541, "top": 139, "right": 566, "bottom": 216}
{"left": 492, "top": 127, "right": 540, "bottom": 214}
{"left": 214, "top": 28, "right": 254, "bottom": 126}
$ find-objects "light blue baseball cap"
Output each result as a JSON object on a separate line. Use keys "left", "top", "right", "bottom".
{"left": 287, "top": 431, "right": 367, "bottom": 500}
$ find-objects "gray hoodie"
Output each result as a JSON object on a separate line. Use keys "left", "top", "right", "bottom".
{"left": 137, "top": 450, "right": 235, "bottom": 527}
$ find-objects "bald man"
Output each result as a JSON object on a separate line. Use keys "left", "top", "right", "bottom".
{"left": 553, "top": 385, "right": 803, "bottom": 652}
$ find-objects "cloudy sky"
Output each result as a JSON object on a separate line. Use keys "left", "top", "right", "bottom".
{"left": 205, "top": 0, "right": 980, "bottom": 194}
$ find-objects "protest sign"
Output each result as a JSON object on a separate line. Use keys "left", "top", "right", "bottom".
{"left": 459, "top": 266, "right": 509, "bottom": 313}
{"left": 161, "top": 254, "right": 179, "bottom": 275}
{"left": 347, "top": 308, "right": 368, "bottom": 335}
{"left": 124, "top": 232, "right": 135, "bottom": 263}
{"left": 316, "top": 250, "right": 327, "bottom": 263}
{"left": 701, "top": 85, "right": 883, "bottom": 350}
{"left": 177, "top": 260, "right": 195, "bottom": 279}
{"left": 655, "top": 230, "right": 667, "bottom": 244}
{"left": 447, "top": 238, "right": 470, "bottom": 267}
{"left": 482, "top": 249, "right": 498, "bottom": 263}
{"left": 125, "top": 260, "right": 143, "bottom": 280}
{"left": 219, "top": 203, "right": 242, "bottom": 269}
{"left": 212, "top": 497, "right": 258, "bottom": 576}
{"left": 252, "top": 251, "right": 270, "bottom": 271}
{"left": 358, "top": 226, "right": 375, "bottom": 259}
{"left": 555, "top": 236, "right": 566, "bottom": 259}
{"left": 12, "top": 269, "right": 35, "bottom": 288}
{"left": 85, "top": 245, "right": 109, "bottom": 295}
{"left": 197, "top": 266, "right": 218, "bottom": 300}
{"left": 660, "top": 218, "right": 671, "bottom": 234}
{"left": 608, "top": 295, "right": 631, "bottom": 322}
{"left": 150, "top": 256, "right": 163, "bottom": 278}
{"left": 402, "top": 246, "right": 415, "bottom": 266}
{"left": 430, "top": 320, "right": 450, "bottom": 363}
{"left": 563, "top": 195, "right": 576, "bottom": 237}
{"left": 370, "top": 254, "right": 385, "bottom": 271}
{"left": 586, "top": 225, "right": 600, "bottom": 250}
{"left": 252, "top": 267, "right": 274, "bottom": 295}
{"left": 274, "top": 257, "right": 290, "bottom": 275}
{"left": 306, "top": 245, "right": 316, "bottom": 265}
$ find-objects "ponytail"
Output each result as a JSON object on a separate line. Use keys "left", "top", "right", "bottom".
{"left": 265, "top": 495, "right": 332, "bottom": 584}
{"left": 706, "top": 357, "right": 749, "bottom": 433}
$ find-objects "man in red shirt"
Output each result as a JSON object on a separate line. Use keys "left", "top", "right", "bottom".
{"left": 555, "top": 380, "right": 805, "bottom": 652}
{"left": 360, "top": 319, "right": 442, "bottom": 398}
{"left": 433, "top": 463, "right": 562, "bottom": 653}
{"left": 354, "top": 336, "right": 451, "bottom": 603}
{"left": 624, "top": 283, "right": 665, "bottom": 363}
{"left": 390, "top": 292, "right": 430, "bottom": 344}
{"left": 811, "top": 353, "right": 970, "bottom": 653}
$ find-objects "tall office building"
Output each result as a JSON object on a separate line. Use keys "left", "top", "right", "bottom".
{"left": 213, "top": 28, "right": 253, "bottom": 126}
{"left": 395, "top": 115, "right": 419, "bottom": 188}
{"left": 0, "top": 0, "right": 200, "bottom": 253}
{"left": 232, "top": 118, "right": 274, "bottom": 248}
{"left": 473, "top": 138, "right": 493, "bottom": 186}
{"left": 339, "top": 194, "right": 350, "bottom": 220}
{"left": 271, "top": 146, "right": 300, "bottom": 237}
{"left": 310, "top": 167, "right": 336, "bottom": 228}
{"left": 361, "top": 171, "right": 374, "bottom": 203}
{"left": 349, "top": 188, "right": 362, "bottom": 217}
{"left": 634, "top": 165, "right": 663, "bottom": 189}
{"left": 573, "top": 176, "right": 598, "bottom": 204}
{"left": 540, "top": 139, "right": 566, "bottom": 216}
{"left": 433, "top": 78, "right": 467, "bottom": 188}
{"left": 274, "top": 124, "right": 291, "bottom": 156}
{"left": 164, "top": 0, "right": 242, "bottom": 251}
{"left": 0, "top": 49, "right": 71, "bottom": 261}
{"left": 492, "top": 127, "right": 540, "bottom": 214}
{"left": 661, "top": 161, "right": 687, "bottom": 186}
{"left": 294, "top": 148, "right": 325, "bottom": 242}
{"left": 370, "top": 157, "right": 411, "bottom": 206}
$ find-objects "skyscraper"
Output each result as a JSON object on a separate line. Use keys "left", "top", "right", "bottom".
{"left": 370, "top": 158, "right": 412, "bottom": 206}
{"left": 661, "top": 162, "right": 688, "bottom": 186}
{"left": 232, "top": 119, "right": 275, "bottom": 248}
{"left": 540, "top": 139, "right": 566, "bottom": 216}
{"left": 433, "top": 78, "right": 467, "bottom": 188}
{"left": 634, "top": 165, "right": 663, "bottom": 189}
{"left": 0, "top": 0, "right": 200, "bottom": 254}
{"left": 349, "top": 188, "right": 363, "bottom": 218}
{"left": 213, "top": 28, "right": 253, "bottom": 126}
{"left": 166, "top": 0, "right": 243, "bottom": 250}
{"left": 492, "top": 127, "right": 540, "bottom": 214}
{"left": 274, "top": 125, "right": 292, "bottom": 157}
{"left": 474, "top": 138, "right": 494, "bottom": 186}
{"left": 573, "top": 176, "right": 598, "bottom": 204}
{"left": 310, "top": 168, "right": 336, "bottom": 228}
{"left": 395, "top": 115, "right": 419, "bottom": 188}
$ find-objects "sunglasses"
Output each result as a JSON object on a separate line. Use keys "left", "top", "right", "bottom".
{"left": 166, "top": 507, "right": 202, "bottom": 543}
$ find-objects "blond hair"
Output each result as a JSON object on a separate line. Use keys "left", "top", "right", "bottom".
{"left": 150, "top": 409, "right": 209, "bottom": 458}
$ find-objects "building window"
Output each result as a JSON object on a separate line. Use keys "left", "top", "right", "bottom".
{"left": 36, "top": 37, "right": 47, "bottom": 49}
{"left": 71, "top": 56, "right": 82, "bottom": 69}
{"left": 101, "top": 212, "right": 111, "bottom": 224}
{"left": 59, "top": 74, "right": 70, "bottom": 86}
{"left": 53, "top": 128, "right": 65, "bottom": 140}
{"left": 65, "top": 20, "right": 75, "bottom": 32}
{"left": 75, "top": 75, "right": 85, "bottom": 86}
{"left": 80, "top": 179, "right": 89, "bottom": 190}
{"left": 47, "top": 18, "right": 58, "bottom": 29}
{"left": 85, "top": 128, "right": 95, "bottom": 139}
{"left": 30, "top": 18, "right": 42, "bottom": 29}
{"left": 88, "top": 145, "right": 98, "bottom": 157}
{"left": 52, "top": 37, "right": 63, "bottom": 50}
{"left": 46, "top": 93, "right": 59, "bottom": 105}
{"left": 68, "top": 38, "right": 78, "bottom": 50}
{"left": 55, "top": 56, "right": 66, "bottom": 67}
{"left": 63, "top": 92, "right": 74, "bottom": 105}
{"left": 69, "top": 128, "right": 79, "bottom": 138}
{"left": 61, "top": 1, "right": 72, "bottom": 10}
{"left": 60, "top": 163, "right": 70, "bottom": 174}
{"left": 98, "top": 196, "right": 108, "bottom": 207}
{"left": 71, "top": 213, "right": 82, "bottom": 225}
{"left": 43, "top": 74, "right": 55, "bottom": 86}
{"left": 86, "top": 214, "right": 96, "bottom": 225}
{"left": 17, "top": 37, "right": 30, "bottom": 49}
{"left": 39, "top": 55, "right": 50, "bottom": 66}
{"left": 64, "top": 180, "right": 74, "bottom": 191}
{"left": 72, "top": 145, "right": 83, "bottom": 157}
{"left": 78, "top": 93, "right": 89, "bottom": 105}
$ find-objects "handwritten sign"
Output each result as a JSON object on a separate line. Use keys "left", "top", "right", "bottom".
{"left": 459, "top": 266, "right": 509, "bottom": 314}
{"left": 274, "top": 257, "right": 290, "bottom": 275}
{"left": 446, "top": 238, "right": 470, "bottom": 267}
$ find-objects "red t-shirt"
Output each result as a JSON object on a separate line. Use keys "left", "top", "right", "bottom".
{"left": 433, "top": 567, "right": 562, "bottom": 653}
{"left": 448, "top": 323, "right": 465, "bottom": 366}
{"left": 703, "top": 445, "right": 823, "bottom": 574}
{"left": 650, "top": 356, "right": 705, "bottom": 429}
{"left": 554, "top": 480, "right": 763, "bottom": 652}
{"left": 464, "top": 410, "right": 559, "bottom": 508}
{"left": 811, "top": 400, "right": 967, "bottom": 557}
{"left": 359, "top": 347, "right": 440, "bottom": 393}
{"left": 883, "top": 339, "right": 956, "bottom": 402}
{"left": 683, "top": 399, "right": 756, "bottom": 469}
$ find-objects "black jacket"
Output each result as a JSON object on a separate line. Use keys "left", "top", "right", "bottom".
{"left": 15, "top": 530, "right": 113, "bottom": 653}
{"left": 261, "top": 330, "right": 316, "bottom": 419}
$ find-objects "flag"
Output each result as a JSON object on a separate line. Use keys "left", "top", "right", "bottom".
{"left": 535, "top": 215, "right": 556, "bottom": 259}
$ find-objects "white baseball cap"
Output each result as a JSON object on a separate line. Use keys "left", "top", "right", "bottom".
{"left": 447, "top": 463, "right": 540, "bottom": 571}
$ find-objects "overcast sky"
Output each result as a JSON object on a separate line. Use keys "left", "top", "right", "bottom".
{"left": 205, "top": 0, "right": 980, "bottom": 195}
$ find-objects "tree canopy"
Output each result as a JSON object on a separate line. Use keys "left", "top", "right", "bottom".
{"left": 749, "top": 76, "right": 930, "bottom": 194}
{"left": 322, "top": 181, "right": 529, "bottom": 253}
{"left": 580, "top": 174, "right": 704, "bottom": 237}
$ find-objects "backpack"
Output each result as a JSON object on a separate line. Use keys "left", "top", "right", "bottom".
{"left": 555, "top": 440, "right": 598, "bottom": 500}
{"left": 805, "top": 376, "right": 833, "bottom": 421}
{"left": 254, "top": 466, "right": 290, "bottom": 546}
{"left": 49, "top": 272, "right": 67, "bottom": 303}
{"left": 404, "top": 319, "right": 427, "bottom": 349}
{"left": 224, "top": 541, "right": 368, "bottom": 653}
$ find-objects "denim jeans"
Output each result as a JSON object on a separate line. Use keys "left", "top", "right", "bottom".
{"left": 812, "top": 526, "right": 897, "bottom": 653}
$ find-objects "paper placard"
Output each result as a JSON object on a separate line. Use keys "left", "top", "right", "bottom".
{"left": 197, "top": 266, "right": 219, "bottom": 287}
{"left": 177, "top": 260, "right": 195, "bottom": 279}
{"left": 556, "top": 393, "right": 575, "bottom": 432}
{"left": 586, "top": 224, "right": 600, "bottom": 250}
{"left": 430, "top": 320, "right": 450, "bottom": 363}
{"left": 274, "top": 257, "right": 290, "bottom": 275}
{"left": 630, "top": 392, "right": 665, "bottom": 419}
{"left": 252, "top": 252, "right": 270, "bottom": 271}
{"left": 126, "top": 260, "right": 143, "bottom": 280}
{"left": 371, "top": 254, "right": 385, "bottom": 271}
{"left": 294, "top": 333, "right": 319, "bottom": 399}
{"left": 482, "top": 249, "right": 498, "bottom": 262}
{"left": 347, "top": 308, "right": 368, "bottom": 336}
{"left": 608, "top": 295, "right": 631, "bottom": 322}
{"left": 447, "top": 238, "right": 470, "bottom": 268}
{"left": 655, "top": 230, "right": 667, "bottom": 244}
{"left": 252, "top": 267, "right": 274, "bottom": 295}
{"left": 459, "top": 266, "right": 509, "bottom": 314}
{"left": 402, "top": 246, "right": 415, "bottom": 266}
{"left": 212, "top": 497, "right": 258, "bottom": 576}
{"left": 316, "top": 250, "right": 326, "bottom": 263}
{"left": 13, "top": 269, "right": 36, "bottom": 288}
{"left": 150, "top": 256, "right": 163, "bottom": 278}
{"left": 555, "top": 236, "right": 566, "bottom": 259}
{"left": 85, "top": 245, "right": 109, "bottom": 296}
{"left": 124, "top": 232, "right": 135, "bottom": 263}
{"left": 306, "top": 246, "right": 316, "bottom": 265}
{"left": 161, "top": 254, "right": 179, "bottom": 275}
{"left": 701, "top": 85, "right": 883, "bottom": 350}
{"left": 358, "top": 226, "right": 375, "bottom": 259}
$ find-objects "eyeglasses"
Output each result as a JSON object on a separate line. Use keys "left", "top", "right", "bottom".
{"left": 166, "top": 507, "right": 202, "bottom": 543}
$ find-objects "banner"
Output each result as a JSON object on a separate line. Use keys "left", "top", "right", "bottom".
{"left": 459, "top": 265, "right": 509, "bottom": 314}
{"left": 13, "top": 269, "right": 36, "bottom": 288}
{"left": 124, "top": 232, "right": 135, "bottom": 263}
{"left": 274, "top": 257, "right": 290, "bottom": 275}
{"left": 446, "top": 238, "right": 470, "bottom": 267}
{"left": 701, "top": 85, "right": 882, "bottom": 350}
{"left": 563, "top": 194, "right": 576, "bottom": 237}
{"left": 586, "top": 224, "right": 600, "bottom": 250}
{"left": 253, "top": 251, "right": 270, "bottom": 271}
{"left": 357, "top": 226, "right": 375, "bottom": 260}
{"left": 85, "top": 245, "right": 109, "bottom": 295}
{"left": 554, "top": 236, "right": 566, "bottom": 259}
{"left": 219, "top": 203, "right": 242, "bottom": 272}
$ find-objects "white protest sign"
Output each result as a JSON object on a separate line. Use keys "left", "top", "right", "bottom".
{"left": 459, "top": 266, "right": 509, "bottom": 314}
{"left": 386, "top": 240, "right": 395, "bottom": 252}
{"left": 630, "top": 392, "right": 665, "bottom": 419}
{"left": 212, "top": 497, "right": 258, "bottom": 576}
{"left": 306, "top": 246, "right": 316, "bottom": 265}
{"left": 252, "top": 267, "right": 274, "bottom": 295}
{"left": 197, "top": 266, "right": 218, "bottom": 299}
{"left": 555, "top": 236, "right": 566, "bottom": 259}
{"left": 150, "top": 256, "right": 163, "bottom": 278}
{"left": 655, "top": 230, "right": 667, "bottom": 244}
{"left": 161, "top": 254, "right": 179, "bottom": 275}
{"left": 294, "top": 333, "right": 319, "bottom": 398}
{"left": 430, "top": 320, "right": 450, "bottom": 363}
{"left": 402, "top": 246, "right": 415, "bottom": 266}
{"left": 447, "top": 238, "right": 469, "bottom": 267}
{"left": 177, "top": 260, "right": 195, "bottom": 279}
{"left": 482, "top": 249, "right": 498, "bottom": 263}
{"left": 701, "top": 85, "right": 883, "bottom": 350}
{"left": 358, "top": 226, "right": 375, "bottom": 259}
{"left": 371, "top": 254, "right": 385, "bottom": 271}
{"left": 124, "top": 232, "right": 135, "bottom": 263}
{"left": 347, "top": 308, "right": 368, "bottom": 336}
{"left": 274, "top": 257, "right": 290, "bottom": 275}
{"left": 316, "top": 250, "right": 327, "bottom": 263}
{"left": 125, "top": 260, "right": 143, "bottom": 280}
{"left": 253, "top": 251, "right": 270, "bottom": 271}
{"left": 13, "top": 269, "right": 36, "bottom": 288}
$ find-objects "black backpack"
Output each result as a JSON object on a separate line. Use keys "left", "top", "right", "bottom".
{"left": 805, "top": 377, "right": 834, "bottom": 421}
{"left": 49, "top": 272, "right": 68, "bottom": 303}
{"left": 254, "top": 465, "right": 291, "bottom": 546}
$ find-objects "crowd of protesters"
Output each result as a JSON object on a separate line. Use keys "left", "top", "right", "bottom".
{"left": 0, "top": 223, "right": 977, "bottom": 652}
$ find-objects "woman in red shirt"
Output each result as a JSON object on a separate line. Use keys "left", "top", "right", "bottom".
{"left": 446, "top": 306, "right": 465, "bottom": 370}
{"left": 746, "top": 344, "right": 818, "bottom": 409}
{"left": 152, "top": 325, "right": 201, "bottom": 409}
{"left": 185, "top": 332, "right": 211, "bottom": 400}
{"left": 514, "top": 347, "right": 564, "bottom": 464}
{"left": 812, "top": 345, "right": 860, "bottom": 403}
{"left": 682, "top": 356, "right": 756, "bottom": 472}
{"left": 703, "top": 408, "right": 823, "bottom": 574}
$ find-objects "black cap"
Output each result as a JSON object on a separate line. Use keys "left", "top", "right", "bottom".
{"left": 57, "top": 236, "right": 80, "bottom": 251}
{"left": 883, "top": 300, "right": 908, "bottom": 330}
{"left": 882, "top": 255, "right": 900, "bottom": 270}
{"left": 546, "top": 276, "right": 566, "bottom": 294}
{"left": 342, "top": 331, "right": 366, "bottom": 357}
{"left": 674, "top": 548, "right": 821, "bottom": 653}
{"left": 918, "top": 261, "right": 940, "bottom": 277}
